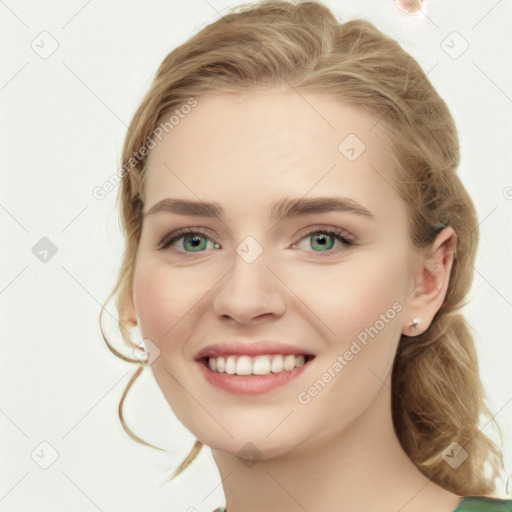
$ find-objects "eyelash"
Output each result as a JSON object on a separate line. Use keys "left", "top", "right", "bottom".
{"left": 157, "top": 226, "right": 355, "bottom": 256}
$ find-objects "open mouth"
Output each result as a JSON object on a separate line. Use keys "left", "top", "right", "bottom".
{"left": 196, "top": 353, "right": 316, "bottom": 395}
{"left": 198, "top": 354, "right": 316, "bottom": 376}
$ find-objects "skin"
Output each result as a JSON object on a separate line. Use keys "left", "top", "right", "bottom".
{"left": 124, "top": 89, "right": 461, "bottom": 512}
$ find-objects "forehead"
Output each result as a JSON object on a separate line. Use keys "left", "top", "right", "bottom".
{"left": 143, "top": 89, "right": 405, "bottom": 223}
{"left": 147, "top": 89, "right": 382, "bottom": 169}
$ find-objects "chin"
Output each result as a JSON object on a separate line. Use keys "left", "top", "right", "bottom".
{"left": 208, "top": 434, "right": 300, "bottom": 463}
{"left": 188, "top": 416, "right": 301, "bottom": 456}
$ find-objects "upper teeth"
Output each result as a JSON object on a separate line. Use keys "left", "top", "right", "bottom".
{"left": 207, "top": 354, "right": 306, "bottom": 375}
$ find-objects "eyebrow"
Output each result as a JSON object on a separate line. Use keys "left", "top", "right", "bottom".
{"left": 144, "top": 196, "right": 375, "bottom": 221}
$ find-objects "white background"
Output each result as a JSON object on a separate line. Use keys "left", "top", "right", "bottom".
{"left": 1, "top": 0, "right": 511, "bottom": 511}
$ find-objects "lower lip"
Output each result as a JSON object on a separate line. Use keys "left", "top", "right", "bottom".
{"left": 197, "top": 358, "right": 313, "bottom": 395}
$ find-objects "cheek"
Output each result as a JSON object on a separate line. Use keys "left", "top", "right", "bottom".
{"left": 334, "top": 253, "right": 408, "bottom": 379}
{"left": 342, "top": 266, "right": 404, "bottom": 338}
{"left": 287, "top": 251, "right": 407, "bottom": 342}
{"left": 293, "top": 255, "right": 407, "bottom": 421}
{"left": 132, "top": 263, "right": 203, "bottom": 350}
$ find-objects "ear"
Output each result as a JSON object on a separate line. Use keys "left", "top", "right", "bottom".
{"left": 119, "top": 287, "right": 138, "bottom": 328}
{"left": 402, "top": 227, "right": 457, "bottom": 336}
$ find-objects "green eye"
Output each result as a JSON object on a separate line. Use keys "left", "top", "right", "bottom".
{"left": 158, "top": 230, "right": 221, "bottom": 252}
{"left": 292, "top": 228, "right": 354, "bottom": 254}
{"left": 158, "top": 227, "right": 354, "bottom": 256}
{"left": 182, "top": 235, "right": 208, "bottom": 252}
{"left": 309, "top": 233, "right": 336, "bottom": 251}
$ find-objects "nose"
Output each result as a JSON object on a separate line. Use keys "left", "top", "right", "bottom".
{"left": 212, "top": 244, "right": 287, "bottom": 325}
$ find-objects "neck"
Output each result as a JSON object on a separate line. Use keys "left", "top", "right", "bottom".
{"left": 211, "top": 381, "right": 461, "bottom": 512}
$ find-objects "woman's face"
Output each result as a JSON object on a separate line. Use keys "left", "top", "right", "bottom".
{"left": 129, "top": 89, "right": 420, "bottom": 458}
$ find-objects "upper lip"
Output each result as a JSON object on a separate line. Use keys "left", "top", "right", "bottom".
{"left": 194, "top": 341, "right": 317, "bottom": 360}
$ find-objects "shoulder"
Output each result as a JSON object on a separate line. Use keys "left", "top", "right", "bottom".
{"left": 454, "top": 496, "right": 512, "bottom": 511}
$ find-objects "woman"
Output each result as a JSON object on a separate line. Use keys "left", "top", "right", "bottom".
{"left": 100, "top": 1, "right": 512, "bottom": 510}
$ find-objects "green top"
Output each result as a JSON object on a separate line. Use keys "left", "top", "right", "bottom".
{"left": 454, "top": 497, "right": 512, "bottom": 511}
{"left": 212, "top": 496, "right": 512, "bottom": 512}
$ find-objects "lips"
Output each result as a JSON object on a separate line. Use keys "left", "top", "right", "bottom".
{"left": 194, "top": 340, "right": 317, "bottom": 360}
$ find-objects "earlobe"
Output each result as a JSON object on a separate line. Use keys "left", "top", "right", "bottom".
{"left": 402, "top": 317, "right": 422, "bottom": 337}
{"left": 402, "top": 227, "right": 457, "bottom": 337}
{"left": 121, "top": 289, "right": 138, "bottom": 327}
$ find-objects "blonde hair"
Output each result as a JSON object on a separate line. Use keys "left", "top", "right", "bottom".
{"left": 99, "top": 0, "right": 507, "bottom": 495}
